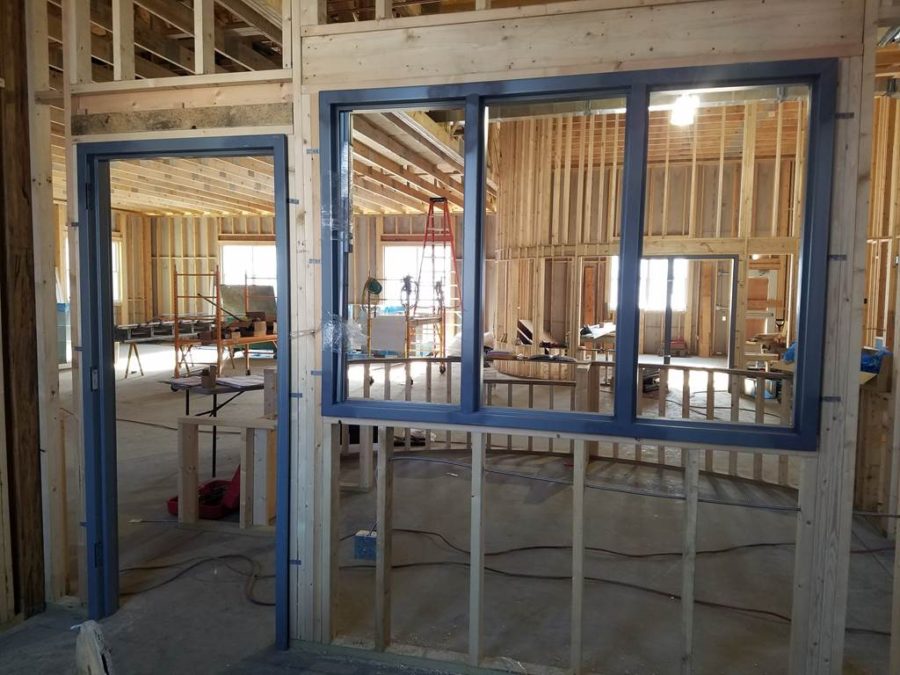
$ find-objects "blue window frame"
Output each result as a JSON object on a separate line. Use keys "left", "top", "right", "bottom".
{"left": 321, "top": 59, "right": 837, "bottom": 451}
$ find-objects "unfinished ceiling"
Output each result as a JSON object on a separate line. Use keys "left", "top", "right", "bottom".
{"left": 106, "top": 157, "right": 275, "bottom": 215}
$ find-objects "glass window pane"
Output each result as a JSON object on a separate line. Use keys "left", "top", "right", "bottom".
{"left": 344, "top": 106, "right": 465, "bottom": 405}
{"left": 483, "top": 95, "right": 627, "bottom": 416}
{"left": 634, "top": 84, "right": 809, "bottom": 430}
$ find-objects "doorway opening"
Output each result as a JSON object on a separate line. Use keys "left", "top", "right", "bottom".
{"left": 77, "top": 137, "right": 290, "bottom": 653}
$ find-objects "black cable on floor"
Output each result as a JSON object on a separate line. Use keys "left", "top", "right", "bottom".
{"left": 120, "top": 553, "right": 275, "bottom": 606}
{"left": 390, "top": 454, "right": 799, "bottom": 512}
{"left": 339, "top": 559, "right": 890, "bottom": 637}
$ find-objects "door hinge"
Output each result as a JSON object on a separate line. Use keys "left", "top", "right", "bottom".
{"left": 91, "top": 367, "right": 100, "bottom": 391}
{"left": 94, "top": 541, "right": 103, "bottom": 568}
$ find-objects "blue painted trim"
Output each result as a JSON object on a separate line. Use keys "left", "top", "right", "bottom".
{"left": 460, "top": 95, "right": 487, "bottom": 414}
{"left": 320, "top": 59, "right": 838, "bottom": 452}
{"left": 271, "top": 135, "right": 291, "bottom": 651}
{"left": 77, "top": 135, "right": 292, "bottom": 645}
{"left": 615, "top": 85, "right": 649, "bottom": 423}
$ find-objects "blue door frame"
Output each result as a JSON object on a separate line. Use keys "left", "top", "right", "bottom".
{"left": 77, "top": 135, "right": 291, "bottom": 648}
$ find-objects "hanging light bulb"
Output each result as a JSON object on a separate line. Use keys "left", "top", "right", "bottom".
{"left": 670, "top": 94, "right": 699, "bottom": 126}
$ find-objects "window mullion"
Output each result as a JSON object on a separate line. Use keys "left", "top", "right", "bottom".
{"left": 460, "top": 94, "right": 486, "bottom": 414}
{"left": 614, "top": 85, "right": 650, "bottom": 426}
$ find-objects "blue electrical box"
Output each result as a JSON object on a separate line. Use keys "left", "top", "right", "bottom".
{"left": 354, "top": 530, "right": 377, "bottom": 560}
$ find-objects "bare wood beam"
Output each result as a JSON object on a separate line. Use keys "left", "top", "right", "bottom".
{"left": 64, "top": 0, "right": 92, "bottom": 84}
{"left": 376, "top": 0, "right": 392, "bottom": 20}
{"left": 299, "top": 0, "right": 327, "bottom": 26}
{"left": 217, "top": 0, "right": 281, "bottom": 43}
{"left": 195, "top": 0, "right": 216, "bottom": 74}
{"left": 385, "top": 110, "right": 498, "bottom": 196}
{"left": 112, "top": 0, "right": 135, "bottom": 80}
{"left": 353, "top": 161, "right": 434, "bottom": 208}
{"left": 47, "top": 11, "right": 176, "bottom": 80}
{"left": 353, "top": 116, "right": 464, "bottom": 198}
{"left": 352, "top": 143, "right": 464, "bottom": 208}
{"left": 384, "top": 111, "right": 463, "bottom": 171}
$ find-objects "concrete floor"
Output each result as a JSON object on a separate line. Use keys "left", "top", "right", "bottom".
{"left": 1, "top": 342, "right": 892, "bottom": 673}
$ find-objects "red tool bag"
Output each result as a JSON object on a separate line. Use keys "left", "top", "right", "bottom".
{"left": 167, "top": 465, "right": 241, "bottom": 520}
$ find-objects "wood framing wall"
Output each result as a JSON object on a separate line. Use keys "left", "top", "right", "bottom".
{"left": 106, "top": 211, "right": 277, "bottom": 323}
{"left": 25, "top": 0, "right": 883, "bottom": 673}
{"left": 491, "top": 107, "right": 802, "bottom": 360}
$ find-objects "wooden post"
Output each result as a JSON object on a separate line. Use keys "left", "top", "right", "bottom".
{"left": 239, "top": 430, "right": 254, "bottom": 529}
{"left": 255, "top": 428, "right": 276, "bottom": 525}
{"left": 0, "top": 280, "right": 13, "bottom": 622}
{"left": 468, "top": 432, "right": 486, "bottom": 666}
{"left": 27, "top": 0, "right": 66, "bottom": 601}
{"left": 681, "top": 448, "right": 700, "bottom": 674}
{"left": 112, "top": 0, "right": 135, "bottom": 80}
{"left": 375, "top": 426, "right": 394, "bottom": 651}
{"left": 63, "top": 0, "right": 92, "bottom": 606}
{"left": 194, "top": 0, "right": 216, "bottom": 75}
{"left": 375, "top": 0, "right": 391, "bottom": 20}
{"left": 0, "top": 0, "right": 45, "bottom": 617}
{"left": 790, "top": 6, "right": 876, "bottom": 668}
{"left": 360, "top": 425, "right": 374, "bottom": 491}
{"left": 575, "top": 363, "right": 600, "bottom": 456}
{"left": 570, "top": 440, "right": 587, "bottom": 674}
{"left": 177, "top": 421, "right": 199, "bottom": 524}
{"left": 320, "top": 423, "right": 340, "bottom": 642}
{"left": 298, "top": 0, "right": 327, "bottom": 27}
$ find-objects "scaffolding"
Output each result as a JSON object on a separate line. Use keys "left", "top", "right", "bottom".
{"left": 172, "top": 265, "right": 278, "bottom": 377}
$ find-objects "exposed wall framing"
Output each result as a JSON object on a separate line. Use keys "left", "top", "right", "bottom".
{"left": 19, "top": 0, "right": 892, "bottom": 673}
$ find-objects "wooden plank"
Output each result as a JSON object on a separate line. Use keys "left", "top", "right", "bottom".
{"left": 375, "top": 426, "right": 395, "bottom": 651}
{"left": 71, "top": 103, "right": 292, "bottom": 136}
{"left": 570, "top": 440, "right": 587, "bottom": 674}
{"left": 301, "top": 0, "right": 862, "bottom": 89}
{"left": 468, "top": 432, "right": 486, "bottom": 666}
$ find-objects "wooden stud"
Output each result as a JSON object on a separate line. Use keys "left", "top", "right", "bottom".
{"left": 468, "top": 432, "right": 486, "bottom": 666}
{"left": 375, "top": 426, "right": 394, "bottom": 651}
{"left": 681, "top": 448, "right": 700, "bottom": 674}
{"left": 27, "top": 0, "right": 67, "bottom": 602}
{"left": 790, "top": 9, "right": 876, "bottom": 666}
{"left": 570, "top": 440, "right": 587, "bottom": 674}
{"left": 771, "top": 101, "right": 784, "bottom": 237}
{"left": 177, "top": 420, "right": 200, "bottom": 524}
{"left": 112, "top": 0, "right": 135, "bottom": 80}
{"left": 194, "top": 0, "right": 216, "bottom": 75}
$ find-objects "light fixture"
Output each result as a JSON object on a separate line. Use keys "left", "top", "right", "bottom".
{"left": 670, "top": 94, "right": 699, "bottom": 127}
